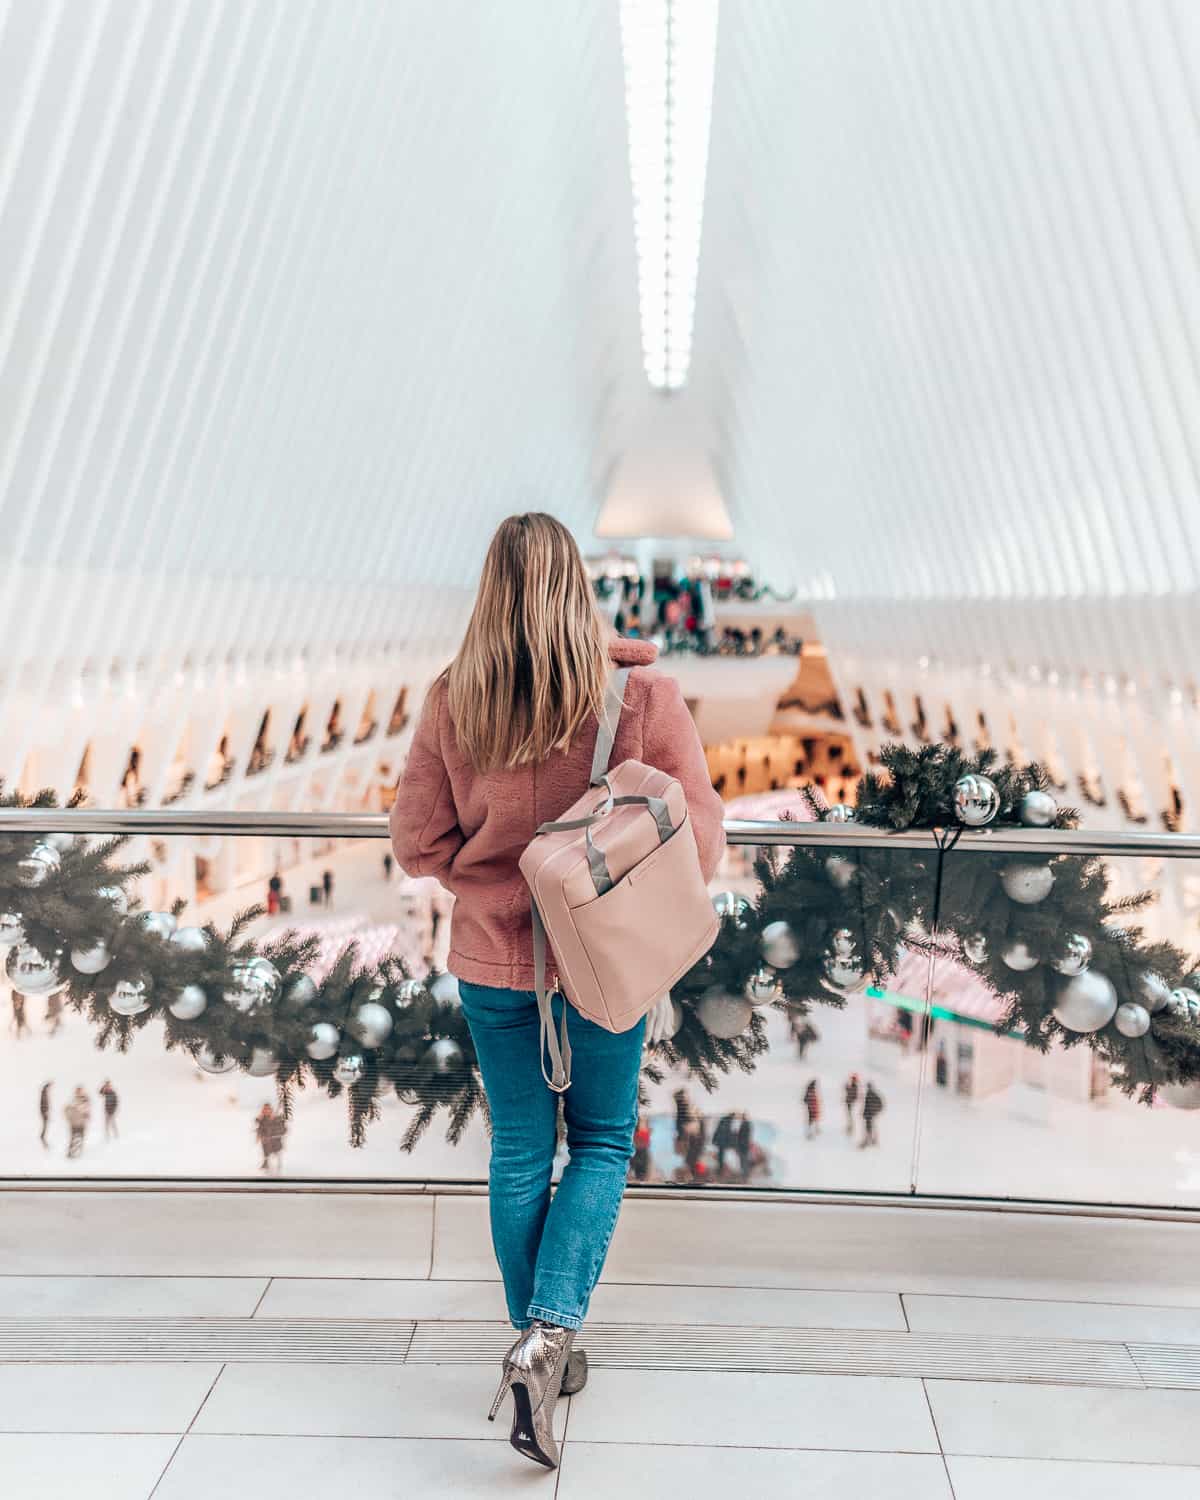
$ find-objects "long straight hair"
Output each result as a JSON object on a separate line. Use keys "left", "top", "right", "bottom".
{"left": 446, "top": 513, "right": 609, "bottom": 772}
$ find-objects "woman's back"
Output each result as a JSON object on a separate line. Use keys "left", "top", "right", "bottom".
{"left": 390, "top": 634, "right": 724, "bottom": 991}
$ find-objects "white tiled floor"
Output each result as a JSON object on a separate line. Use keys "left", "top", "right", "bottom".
{"left": 3, "top": 1190, "right": 1200, "bottom": 1498}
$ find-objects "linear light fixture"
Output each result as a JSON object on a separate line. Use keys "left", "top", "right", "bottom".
{"left": 619, "top": 0, "right": 719, "bottom": 392}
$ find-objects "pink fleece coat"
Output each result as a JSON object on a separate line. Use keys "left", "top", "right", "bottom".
{"left": 389, "top": 638, "right": 726, "bottom": 991}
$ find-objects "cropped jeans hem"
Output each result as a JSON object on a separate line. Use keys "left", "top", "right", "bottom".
{"left": 527, "top": 1304, "right": 584, "bottom": 1331}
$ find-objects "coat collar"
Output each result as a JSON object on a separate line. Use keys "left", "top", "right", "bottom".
{"left": 607, "top": 636, "right": 659, "bottom": 667}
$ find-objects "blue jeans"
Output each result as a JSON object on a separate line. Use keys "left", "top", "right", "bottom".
{"left": 459, "top": 981, "right": 645, "bottom": 1330}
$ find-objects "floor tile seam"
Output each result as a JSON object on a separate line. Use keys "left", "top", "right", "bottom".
{"left": 147, "top": 1362, "right": 226, "bottom": 1498}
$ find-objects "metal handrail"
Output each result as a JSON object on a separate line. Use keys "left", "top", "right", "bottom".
{"left": 1, "top": 807, "right": 1199, "bottom": 858}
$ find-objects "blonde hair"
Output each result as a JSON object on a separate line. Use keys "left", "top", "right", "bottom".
{"left": 446, "top": 513, "right": 609, "bottom": 772}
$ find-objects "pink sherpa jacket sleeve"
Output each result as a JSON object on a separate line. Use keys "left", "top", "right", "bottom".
{"left": 641, "top": 672, "right": 726, "bottom": 882}
{"left": 389, "top": 681, "right": 464, "bottom": 884}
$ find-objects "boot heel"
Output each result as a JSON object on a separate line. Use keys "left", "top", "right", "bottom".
{"left": 488, "top": 1365, "right": 514, "bottom": 1422}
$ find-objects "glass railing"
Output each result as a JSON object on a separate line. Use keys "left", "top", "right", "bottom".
{"left": 2, "top": 808, "right": 1198, "bottom": 1209}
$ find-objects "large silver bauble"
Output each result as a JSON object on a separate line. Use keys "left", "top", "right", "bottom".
{"left": 954, "top": 773, "right": 1000, "bottom": 827}
{"left": 824, "top": 803, "right": 856, "bottom": 823}
{"left": 697, "top": 987, "right": 754, "bottom": 1038}
{"left": 0, "top": 911, "right": 25, "bottom": 948}
{"left": 825, "top": 855, "right": 856, "bottom": 890}
{"left": 429, "top": 972, "right": 460, "bottom": 1007}
{"left": 1114, "top": 1002, "right": 1151, "bottom": 1038}
{"left": 136, "top": 910, "right": 177, "bottom": 941}
{"left": 6, "top": 941, "right": 61, "bottom": 995}
{"left": 352, "top": 1001, "right": 394, "bottom": 1048}
{"left": 666, "top": 997, "right": 684, "bottom": 1038}
{"left": 70, "top": 939, "right": 112, "bottom": 975}
{"left": 109, "top": 975, "right": 153, "bottom": 1016}
{"left": 745, "top": 967, "right": 781, "bottom": 1006}
{"left": 1019, "top": 789, "right": 1057, "bottom": 827}
{"left": 761, "top": 920, "right": 800, "bottom": 969}
{"left": 17, "top": 842, "right": 61, "bottom": 887}
{"left": 196, "top": 1044, "right": 236, "bottom": 1075}
{"left": 1001, "top": 940, "right": 1039, "bottom": 972}
{"left": 284, "top": 973, "right": 319, "bottom": 1009}
{"left": 334, "top": 1052, "right": 366, "bottom": 1086}
{"left": 1050, "top": 934, "right": 1092, "bottom": 977}
{"left": 429, "top": 1037, "right": 463, "bottom": 1073}
{"left": 224, "top": 956, "right": 281, "bottom": 1013}
{"left": 396, "top": 978, "right": 426, "bottom": 1004}
{"left": 1053, "top": 970, "right": 1118, "bottom": 1033}
{"left": 712, "top": 892, "right": 753, "bottom": 928}
{"left": 45, "top": 831, "right": 78, "bottom": 854}
{"left": 1160, "top": 1081, "right": 1200, "bottom": 1110}
{"left": 830, "top": 927, "right": 856, "bottom": 958}
{"left": 1001, "top": 862, "right": 1055, "bottom": 904}
{"left": 962, "top": 932, "right": 988, "bottom": 966}
{"left": 169, "top": 984, "right": 208, "bottom": 1020}
{"left": 246, "top": 1047, "right": 279, "bottom": 1077}
{"left": 1139, "top": 972, "right": 1172, "bottom": 1014}
{"left": 169, "top": 925, "right": 210, "bottom": 954}
{"left": 306, "top": 1022, "right": 341, "bottom": 1060}
{"left": 824, "top": 954, "right": 866, "bottom": 991}
{"left": 97, "top": 886, "right": 129, "bottom": 917}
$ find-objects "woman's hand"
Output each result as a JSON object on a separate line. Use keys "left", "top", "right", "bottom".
{"left": 644, "top": 994, "right": 676, "bottom": 1046}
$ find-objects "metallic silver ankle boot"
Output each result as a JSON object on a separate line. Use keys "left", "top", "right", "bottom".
{"left": 488, "top": 1320, "right": 576, "bottom": 1469}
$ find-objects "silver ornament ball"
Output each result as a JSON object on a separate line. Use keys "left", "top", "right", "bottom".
{"left": 1001, "top": 940, "right": 1039, "bottom": 972}
{"left": 352, "top": 1000, "right": 394, "bottom": 1048}
{"left": 745, "top": 967, "right": 781, "bottom": 1006}
{"left": 1001, "top": 861, "right": 1055, "bottom": 904}
{"left": 954, "top": 773, "right": 1000, "bottom": 827}
{"left": 109, "top": 975, "right": 153, "bottom": 1017}
{"left": 825, "top": 854, "right": 856, "bottom": 890}
{"left": 1054, "top": 970, "right": 1119, "bottom": 1033}
{"left": 284, "top": 973, "right": 319, "bottom": 1009}
{"left": 396, "top": 978, "right": 426, "bottom": 1004}
{"left": 428, "top": 1037, "right": 463, "bottom": 1073}
{"left": 0, "top": 911, "right": 26, "bottom": 949}
{"left": 697, "top": 987, "right": 754, "bottom": 1038}
{"left": 169, "top": 984, "right": 208, "bottom": 1020}
{"left": 962, "top": 932, "right": 988, "bottom": 966}
{"left": 6, "top": 941, "right": 62, "bottom": 996}
{"left": 196, "top": 1044, "right": 236, "bottom": 1075}
{"left": 712, "top": 891, "right": 753, "bottom": 928}
{"left": 17, "top": 842, "right": 62, "bottom": 887}
{"left": 306, "top": 1022, "right": 341, "bottom": 1061}
{"left": 830, "top": 927, "right": 856, "bottom": 958}
{"left": 429, "top": 972, "right": 461, "bottom": 1007}
{"left": 1166, "top": 988, "right": 1200, "bottom": 1024}
{"left": 334, "top": 1052, "right": 366, "bottom": 1086}
{"left": 1050, "top": 934, "right": 1092, "bottom": 977}
{"left": 824, "top": 954, "right": 866, "bottom": 991}
{"left": 45, "top": 831, "right": 78, "bottom": 854}
{"left": 824, "top": 803, "right": 856, "bottom": 823}
{"left": 71, "top": 939, "right": 112, "bottom": 975}
{"left": 223, "top": 956, "right": 280, "bottom": 1013}
{"left": 666, "top": 997, "right": 684, "bottom": 1037}
{"left": 1019, "top": 789, "right": 1057, "bottom": 827}
{"left": 1139, "top": 972, "right": 1171, "bottom": 1014}
{"left": 761, "top": 920, "right": 800, "bottom": 969}
{"left": 136, "top": 910, "right": 177, "bottom": 940}
{"left": 1114, "top": 1002, "right": 1151, "bottom": 1038}
{"left": 246, "top": 1047, "right": 279, "bottom": 1077}
{"left": 169, "top": 925, "right": 210, "bottom": 954}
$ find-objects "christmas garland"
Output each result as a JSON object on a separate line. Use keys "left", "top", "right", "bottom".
{"left": 0, "top": 786, "right": 763, "bottom": 1148}
{"left": 7, "top": 741, "right": 1200, "bottom": 1158}
{"left": 762, "top": 745, "right": 1200, "bottom": 1106}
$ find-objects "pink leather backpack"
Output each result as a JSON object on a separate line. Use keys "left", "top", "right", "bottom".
{"left": 519, "top": 667, "right": 718, "bottom": 1091}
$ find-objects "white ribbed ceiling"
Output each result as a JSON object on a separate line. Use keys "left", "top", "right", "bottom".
{"left": 3, "top": 0, "right": 1200, "bottom": 683}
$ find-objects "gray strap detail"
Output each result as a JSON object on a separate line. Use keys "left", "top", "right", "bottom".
{"left": 531, "top": 900, "right": 571, "bottom": 1092}
{"left": 612, "top": 792, "right": 674, "bottom": 844}
{"left": 590, "top": 668, "right": 630, "bottom": 786}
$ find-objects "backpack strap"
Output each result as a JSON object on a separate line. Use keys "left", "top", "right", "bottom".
{"left": 532, "top": 665, "right": 631, "bottom": 1092}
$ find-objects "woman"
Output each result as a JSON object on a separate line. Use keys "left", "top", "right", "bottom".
{"left": 391, "top": 513, "right": 724, "bottom": 1470}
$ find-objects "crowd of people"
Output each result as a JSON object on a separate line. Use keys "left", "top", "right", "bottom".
{"left": 36, "top": 1079, "right": 120, "bottom": 1158}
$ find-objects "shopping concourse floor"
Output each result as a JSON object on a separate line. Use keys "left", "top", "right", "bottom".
{"left": 2, "top": 1191, "right": 1200, "bottom": 1497}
